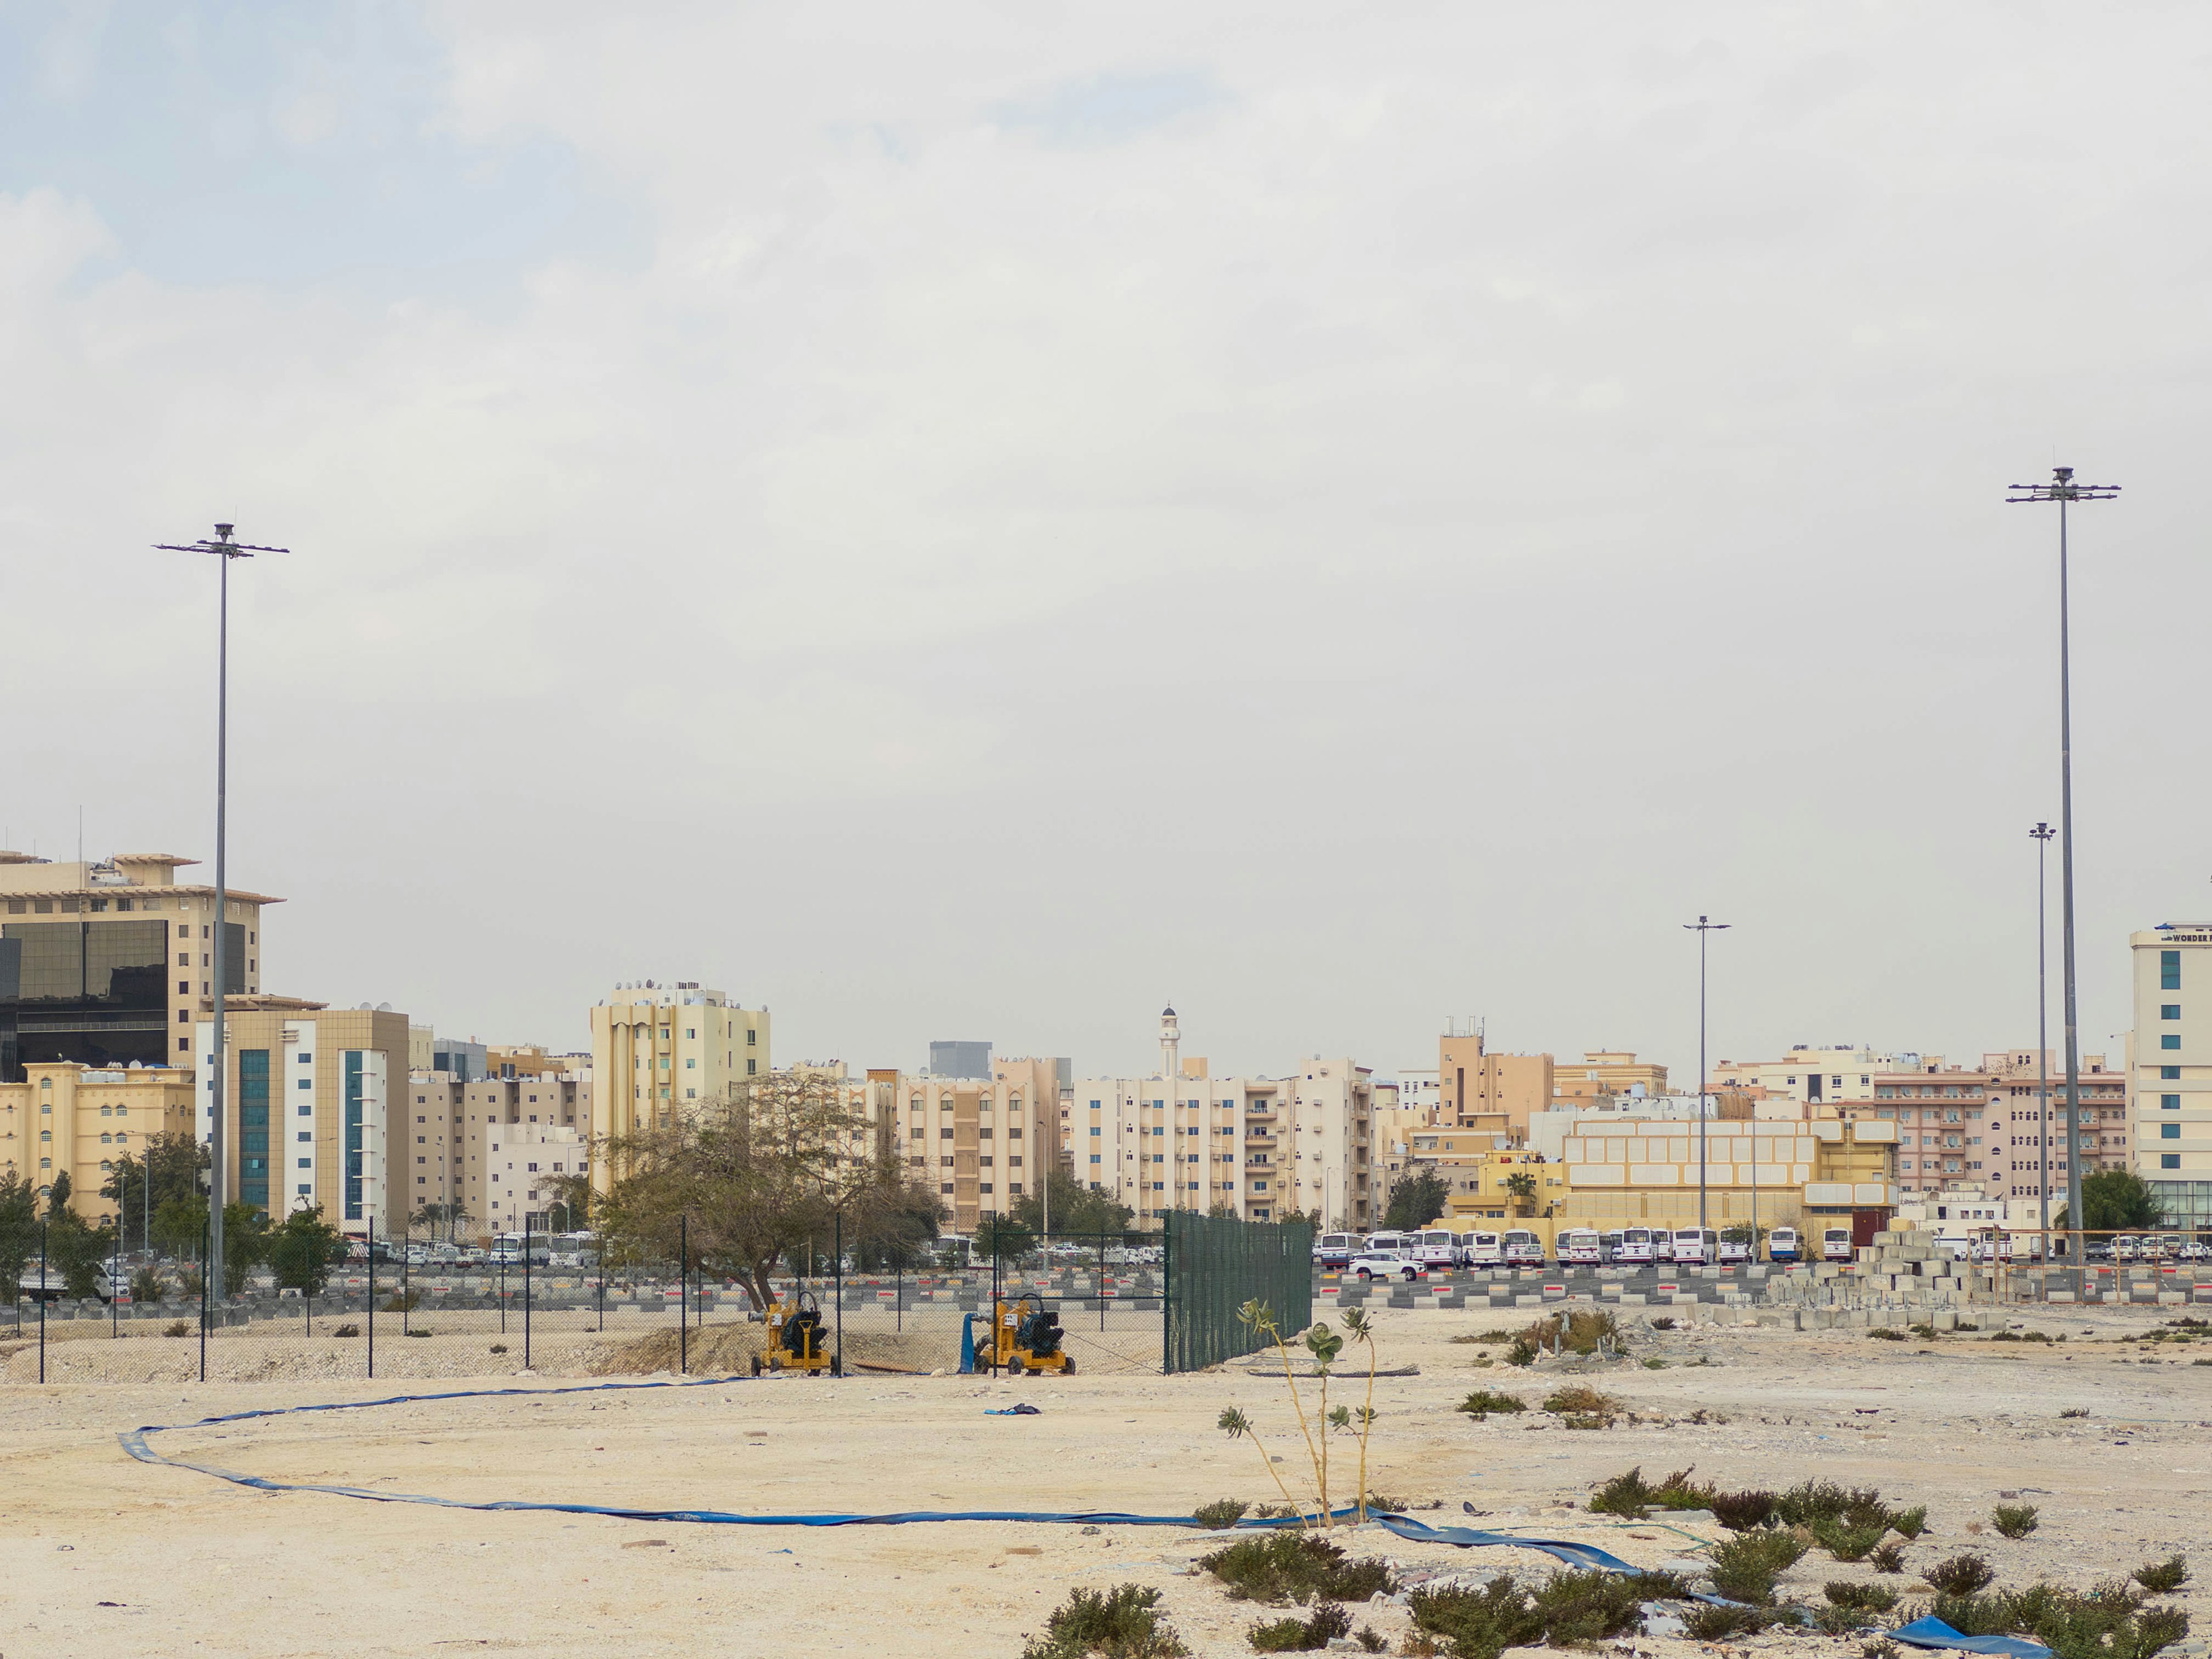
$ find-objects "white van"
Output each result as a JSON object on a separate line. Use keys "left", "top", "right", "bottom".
{"left": 1821, "top": 1226, "right": 1855, "bottom": 1263}
{"left": 1314, "top": 1233, "right": 1361, "bottom": 1270}
{"left": 1671, "top": 1227, "right": 1717, "bottom": 1266}
{"left": 1767, "top": 1226, "right": 1800, "bottom": 1263}
{"left": 1501, "top": 1229, "right": 1544, "bottom": 1267}
{"left": 1716, "top": 1229, "right": 1752, "bottom": 1266}
{"left": 1615, "top": 1227, "right": 1655, "bottom": 1266}
{"left": 1411, "top": 1229, "right": 1463, "bottom": 1270}
{"left": 1363, "top": 1230, "right": 1412, "bottom": 1256}
{"left": 1465, "top": 1230, "right": 1504, "bottom": 1268}
{"left": 1559, "top": 1228, "right": 1604, "bottom": 1265}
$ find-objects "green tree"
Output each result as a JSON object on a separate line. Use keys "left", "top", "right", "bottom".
{"left": 974, "top": 1212, "right": 1036, "bottom": 1262}
{"left": 266, "top": 1206, "right": 348, "bottom": 1294}
{"left": 1503, "top": 1171, "right": 1538, "bottom": 1214}
{"left": 151, "top": 1194, "right": 207, "bottom": 1262}
{"left": 41, "top": 1176, "right": 116, "bottom": 1299}
{"left": 1011, "top": 1165, "right": 1135, "bottom": 1241}
{"left": 101, "top": 1132, "right": 209, "bottom": 1253}
{"left": 2055, "top": 1168, "right": 2164, "bottom": 1232}
{"left": 0, "top": 1169, "right": 43, "bottom": 1299}
{"left": 1383, "top": 1164, "right": 1452, "bottom": 1232}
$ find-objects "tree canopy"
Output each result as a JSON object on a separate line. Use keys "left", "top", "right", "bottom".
{"left": 1011, "top": 1165, "right": 1134, "bottom": 1240}
{"left": 2055, "top": 1168, "right": 2164, "bottom": 1232}
{"left": 102, "top": 1132, "right": 209, "bottom": 1251}
{"left": 1382, "top": 1164, "right": 1452, "bottom": 1231}
{"left": 266, "top": 1206, "right": 349, "bottom": 1294}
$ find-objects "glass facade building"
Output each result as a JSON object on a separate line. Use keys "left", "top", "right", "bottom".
{"left": 0, "top": 918, "right": 207, "bottom": 1081}
{"left": 238, "top": 1048, "right": 270, "bottom": 1211}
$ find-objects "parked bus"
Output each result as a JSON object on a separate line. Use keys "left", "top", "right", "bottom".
{"left": 1362, "top": 1230, "right": 1414, "bottom": 1257}
{"left": 1614, "top": 1227, "right": 1656, "bottom": 1266}
{"left": 1670, "top": 1227, "right": 1717, "bottom": 1266}
{"left": 1820, "top": 1226, "right": 1855, "bottom": 1263}
{"left": 1464, "top": 1230, "right": 1504, "bottom": 1268}
{"left": 1767, "top": 1226, "right": 1801, "bottom": 1264}
{"left": 1501, "top": 1229, "right": 1545, "bottom": 1267}
{"left": 1313, "top": 1232, "right": 1362, "bottom": 1270}
{"left": 1559, "top": 1228, "right": 1605, "bottom": 1265}
{"left": 1715, "top": 1229, "right": 1752, "bottom": 1266}
{"left": 1411, "top": 1229, "right": 1464, "bottom": 1270}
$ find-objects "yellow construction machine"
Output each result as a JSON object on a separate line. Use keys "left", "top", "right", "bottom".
{"left": 752, "top": 1289, "right": 838, "bottom": 1375}
{"left": 975, "top": 1296, "right": 1074, "bottom": 1376}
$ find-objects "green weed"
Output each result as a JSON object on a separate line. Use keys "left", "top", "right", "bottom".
{"left": 1199, "top": 1532, "right": 1394, "bottom": 1606}
{"left": 1023, "top": 1584, "right": 1189, "bottom": 1659}
{"left": 1993, "top": 1504, "right": 2039, "bottom": 1539}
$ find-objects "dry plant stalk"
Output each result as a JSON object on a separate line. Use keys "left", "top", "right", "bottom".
{"left": 1218, "top": 1300, "right": 1378, "bottom": 1528}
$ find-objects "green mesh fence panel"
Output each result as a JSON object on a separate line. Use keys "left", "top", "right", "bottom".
{"left": 1162, "top": 1212, "right": 1313, "bottom": 1373}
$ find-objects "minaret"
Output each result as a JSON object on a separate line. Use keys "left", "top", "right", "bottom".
{"left": 1160, "top": 1005, "right": 1180, "bottom": 1081}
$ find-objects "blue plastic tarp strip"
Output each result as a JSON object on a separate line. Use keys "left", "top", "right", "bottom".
{"left": 1891, "top": 1617, "right": 2053, "bottom": 1659}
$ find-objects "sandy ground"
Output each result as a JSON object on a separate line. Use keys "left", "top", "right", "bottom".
{"left": 2, "top": 1305, "right": 2207, "bottom": 1658}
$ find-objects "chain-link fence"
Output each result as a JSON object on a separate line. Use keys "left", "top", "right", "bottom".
{"left": 1164, "top": 1211, "right": 1314, "bottom": 1373}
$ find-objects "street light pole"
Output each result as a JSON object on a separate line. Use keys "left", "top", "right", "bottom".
{"left": 1683, "top": 915, "right": 1730, "bottom": 1232}
{"left": 2007, "top": 470, "right": 2118, "bottom": 1255}
{"left": 2031, "top": 823, "right": 2055, "bottom": 1236}
{"left": 157, "top": 524, "right": 286, "bottom": 1304}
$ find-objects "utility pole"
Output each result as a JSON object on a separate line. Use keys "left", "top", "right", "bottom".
{"left": 2007, "top": 470, "right": 2118, "bottom": 1255}
{"left": 2031, "top": 823, "right": 2055, "bottom": 1236}
{"left": 1684, "top": 916, "right": 1730, "bottom": 1231}
{"left": 157, "top": 524, "right": 286, "bottom": 1306}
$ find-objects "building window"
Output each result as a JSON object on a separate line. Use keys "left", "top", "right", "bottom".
{"left": 2162, "top": 1035, "right": 2181, "bottom": 1051}
{"left": 2164, "top": 1066, "right": 2181, "bottom": 1081}
{"left": 2163, "top": 1123, "right": 2181, "bottom": 1139}
{"left": 2162, "top": 1153, "right": 2181, "bottom": 1169}
{"left": 2164, "top": 950, "right": 2182, "bottom": 991}
{"left": 2163, "top": 1005, "right": 2183, "bottom": 1021}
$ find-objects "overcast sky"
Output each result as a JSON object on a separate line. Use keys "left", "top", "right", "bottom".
{"left": 4, "top": 3, "right": 2207, "bottom": 1082}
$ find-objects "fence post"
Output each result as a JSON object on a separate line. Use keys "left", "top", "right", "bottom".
{"left": 679, "top": 1214, "right": 687, "bottom": 1377}
{"left": 38, "top": 1219, "right": 47, "bottom": 1385}
{"left": 597, "top": 1228, "right": 605, "bottom": 1332}
{"left": 833, "top": 1210, "right": 844, "bottom": 1377}
{"left": 366, "top": 1214, "right": 375, "bottom": 1381}
{"left": 112, "top": 1223, "right": 120, "bottom": 1339}
{"left": 1161, "top": 1213, "right": 1172, "bottom": 1374}
{"left": 524, "top": 1210, "right": 532, "bottom": 1373}
{"left": 402, "top": 1222, "right": 411, "bottom": 1338}
{"left": 1098, "top": 1230, "right": 1106, "bottom": 1333}
{"left": 199, "top": 1213, "right": 208, "bottom": 1384}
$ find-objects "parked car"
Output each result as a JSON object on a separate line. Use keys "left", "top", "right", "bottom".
{"left": 1313, "top": 1232, "right": 1362, "bottom": 1271}
{"left": 1464, "top": 1230, "right": 1503, "bottom": 1268}
{"left": 1615, "top": 1227, "right": 1656, "bottom": 1267}
{"left": 1767, "top": 1226, "right": 1801, "bottom": 1264}
{"left": 18, "top": 1266, "right": 119, "bottom": 1305}
{"left": 1558, "top": 1228, "right": 1605, "bottom": 1266}
{"left": 1820, "top": 1226, "right": 1855, "bottom": 1263}
{"left": 1671, "top": 1227, "right": 1717, "bottom": 1267}
{"left": 1346, "top": 1250, "right": 1425, "bottom": 1282}
{"left": 1500, "top": 1229, "right": 1544, "bottom": 1267}
{"left": 1410, "top": 1229, "right": 1463, "bottom": 1270}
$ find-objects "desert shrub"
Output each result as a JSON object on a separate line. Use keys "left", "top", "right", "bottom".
{"left": 1642, "top": 1357, "right": 1668, "bottom": 1369}
{"left": 1891, "top": 1506, "right": 1928, "bottom": 1539}
{"left": 1923, "top": 1553, "right": 1997, "bottom": 1595}
{"left": 1775, "top": 1479, "right": 1888, "bottom": 1529}
{"left": 380, "top": 1290, "right": 420, "bottom": 1313}
{"left": 1712, "top": 1489, "right": 1779, "bottom": 1532}
{"left": 1248, "top": 1601, "right": 1350, "bottom": 1653}
{"left": 1990, "top": 1330, "right": 2054, "bottom": 1344}
{"left": 162, "top": 1319, "right": 191, "bottom": 1338}
{"left": 1023, "top": 1584, "right": 1188, "bottom": 1659}
{"left": 1453, "top": 1329, "right": 1522, "bottom": 1344}
{"left": 1541, "top": 1384, "right": 1620, "bottom": 1417}
{"left": 1456, "top": 1391, "right": 1525, "bottom": 1421}
{"left": 1870, "top": 1543, "right": 1909, "bottom": 1574}
{"left": 1503, "top": 1338, "right": 1536, "bottom": 1368}
{"left": 1932, "top": 1580, "right": 2189, "bottom": 1659}
{"left": 1194, "top": 1499, "right": 1250, "bottom": 1529}
{"left": 1993, "top": 1504, "right": 2039, "bottom": 1539}
{"left": 1684, "top": 1604, "right": 1771, "bottom": 1641}
{"left": 1869, "top": 1327, "right": 1907, "bottom": 1340}
{"left": 489, "top": 1342, "right": 507, "bottom": 1354}
{"left": 1910, "top": 1323, "right": 1938, "bottom": 1339}
{"left": 332, "top": 1322, "right": 360, "bottom": 1338}
{"left": 1815, "top": 1519, "right": 1892, "bottom": 1562}
{"left": 1707, "top": 1529, "right": 1810, "bottom": 1604}
{"left": 1519, "top": 1308, "right": 1620, "bottom": 1358}
{"left": 1818, "top": 1603, "right": 1880, "bottom": 1635}
{"left": 1649, "top": 1316, "right": 1677, "bottom": 1331}
{"left": 2059, "top": 1407, "right": 2089, "bottom": 1418}
{"left": 1863, "top": 1641, "right": 1901, "bottom": 1659}
{"left": 1586, "top": 1467, "right": 1709, "bottom": 1518}
{"left": 1353, "top": 1631, "right": 1385, "bottom": 1654}
{"left": 1827, "top": 1582, "right": 1902, "bottom": 1613}
{"left": 1408, "top": 1569, "right": 1686, "bottom": 1659}
{"left": 1653, "top": 1469, "right": 1718, "bottom": 1511}
{"left": 2134, "top": 1556, "right": 2189, "bottom": 1594}
{"left": 1200, "top": 1532, "right": 1393, "bottom": 1606}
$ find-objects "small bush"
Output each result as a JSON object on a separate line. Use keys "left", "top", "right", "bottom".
{"left": 1353, "top": 1630, "right": 1385, "bottom": 1654}
{"left": 1586, "top": 1467, "right": 1669, "bottom": 1518}
{"left": 1891, "top": 1506, "right": 1928, "bottom": 1540}
{"left": 1707, "top": 1530, "right": 1810, "bottom": 1604}
{"left": 1541, "top": 1384, "right": 1620, "bottom": 1417}
{"left": 1815, "top": 1518, "right": 1892, "bottom": 1562}
{"left": 163, "top": 1320, "right": 191, "bottom": 1338}
{"left": 1923, "top": 1553, "right": 1997, "bottom": 1595}
{"left": 1503, "top": 1338, "right": 1536, "bottom": 1368}
{"left": 1453, "top": 1330, "right": 1522, "bottom": 1344}
{"left": 1990, "top": 1330, "right": 2054, "bottom": 1344}
{"left": 1456, "top": 1390, "right": 1525, "bottom": 1421}
{"left": 1993, "top": 1504, "right": 2039, "bottom": 1539}
{"left": 1931, "top": 1578, "right": 2190, "bottom": 1659}
{"left": 2134, "top": 1556, "right": 2189, "bottom": 1594}
{"left": 1910, "top": 1322, "right": 1938, "bottom": 1339}
{"left": 1649, "top": 1316, "right": 1677, "bottom": 1331}
{"left": 1200, "top": 1532, "right": 1393, "bottom": 1606}
{"left": 2059, "top": 1407, "right": 2089, "bottom": 1418}
{"left": 380, "top": 1290, "right": 421, "bottom": 1313}
{"left": 1827, "top": 1582, "right": 1902, "bottom": 1613}
{"left": 404, "top": 1328, "right": 432, "bottom": 1338}
{"left": 1024, "top": 1584, "right": 1188, "bottom": 1659}
{"left": 1818, "top": 1602, "right": 1878, "bottom": 1635}
{"left": 1712, "top": 1489, "right": 1779, "bottom": 1532}
{"left": 1642, "top": 1357, "right": 1668, "bottom": 1369}
{"left": 1409, "top": 1569, "right": 1687, "bottom": 1659}
{"left": 332, "top": 1322, "right": 361, "bottom": 1338}
{"left": 1775, "top": 1479, "right": 1889, "bottom": 1529}
{"left": 1518, "top": 1307, "right": 1621, "bottom": 1358}
{"left": 1869, "top": 1326, "right": 1907, "bottom": 1340}
{"left": 1863, "top": 1641, "right": 1901, "bottom": 1659}
{"left": 1248, "top": 1601, "right": 1350, "bottom": 1653}
{"left": 1194, "top": 1499, "right": 1251, "bottom": 1529}
{"left": 1685, "top": 1604, "right": 1771, "bottom": 1641}
{"left": 1870, "top": 1543, "right": 1908, "bottom": 1574}
{"left": 489, "top": 1342, "right": 507, "bottom": 1354}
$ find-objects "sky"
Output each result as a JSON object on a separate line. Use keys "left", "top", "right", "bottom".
{"left": 3, "top": 2, "right": 2209, "bottom": 1082}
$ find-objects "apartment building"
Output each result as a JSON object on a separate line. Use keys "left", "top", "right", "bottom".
{"left": 1438, "top": 1029, "right": 1553, "bottom": 1133}
{"left": 405, "top": 1066, "right": 593, "bottom": 1236}
{"left": 1978, "top": 1048, "right": 2126, "bottom": 1207}
{"left": 192, "top": 1002, "right": 412, "bottom": 1233}
{"left": 899, "top": 1055, "right": 1059, "bottom": 1235}
{"left": 479, "top": 1121, "right": 586, "bottom": 1232}
{"left": 2, "top": 851, "right": 275, "bottom": 1081}
{"left": 2135, "top": 923, "right": 2212, "bottom": 1228}
{"left": 1712, "top": 1046, "right": 1912, "bottom": 1111}
{"left": 0, "top": 1060, "right": 195, "bottom": 1221}
{"left": 1552, "top": 1051, "right": 1665, "bottom": 1107}
{"left": 588, "top": 982, "right": 770, "bottom": 1180}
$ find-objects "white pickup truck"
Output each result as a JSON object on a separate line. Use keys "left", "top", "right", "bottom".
{"left": 17, "top": 1267, "right": 120, "bottom": 1305}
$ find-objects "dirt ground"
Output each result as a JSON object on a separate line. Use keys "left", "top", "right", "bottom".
{"left": 1, "top": 1304, "right": 2205, "bottom": 1658}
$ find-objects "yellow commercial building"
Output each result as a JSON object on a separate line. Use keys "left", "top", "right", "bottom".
{"left": 589, "top": 981, "right": 771, "bottom": 1186}
{"left": 1552, "top": 1051, "right": 1669, "bottom": 1106}
{"left": 1556, "top": 1116, "right": 1898, "bottom": 1231}
{"left": 0, "top": 1061, "right": 196, "bottom": 1225}
{"left": 1437, "top": 1031, "right": 1552, "bottom": 1135}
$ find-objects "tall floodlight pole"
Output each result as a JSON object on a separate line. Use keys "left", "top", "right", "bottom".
{"left": 2007, "top": 470, "right": 2118, "bottom": 1258}
{"left": 157, "top": 524, "right": 288, "bottom": 1302}
{"left": 2031, "top": 823, "right": 2055, "bottom": 1236}
{"left": 1684, "top": 916, "right": 1730, "bottom": 1230}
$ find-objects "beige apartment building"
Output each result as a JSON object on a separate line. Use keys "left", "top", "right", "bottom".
{"left": 404, "top": 1066, "right": 593, "bottom": 1237}
{"left": 588, "top": 982, "right": 770, "bottom": 1185}
{"left": 1552, "top": 1051, "right": 1668, "bottom": 1107}
{"left": 1558, "top": 1116, "right": 1898, "bottom": 1233}
{"left": 192, "top": 1001, "right": 413, "bottom": 1234}
{"left": 900, "top": 1055, "right": 1059, "bottom": 1235}
{"left": 1437, "top": 1028, "right": 1552, "bottom": 1134}
{"left": 2, "top": 851, "right": 275, "bottom": 1080}
{"left": 1859, "top": 1055, "right": 2122, "bottom": 1199}
{"left": 1712, "top": 1046, "right": 1904, "bottom": 1112}
{"left": 0, "top": 1060, "right": 196, "bottom": 1222}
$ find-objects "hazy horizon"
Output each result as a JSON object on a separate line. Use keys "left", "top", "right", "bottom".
{"left": 5, "top": 5, "right": 2207, "bottom": 1082}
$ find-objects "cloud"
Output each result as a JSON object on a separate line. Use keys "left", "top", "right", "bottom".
{"left": 990, "top": 69, "right": 1225, "bottom": 147}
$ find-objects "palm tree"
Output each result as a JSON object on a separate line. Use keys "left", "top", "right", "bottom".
{"left": 1504, "top": 1172, "right": 1537, "bottom": 1217}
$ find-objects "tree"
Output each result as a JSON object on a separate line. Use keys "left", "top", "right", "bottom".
{"left": 2055, "top": 1168, "right": 2163, "bottom": 1233}
{"left": 1011, "top": 1165, "right": 1134, "bottom": 1241}
{"left": 1503, "top": 1172, "right": 1537, "bottom": 1215}
{"left": 1383, "top": 1164, "right": 1452, "bottom": 1232}
{"left": 410, "top": 1200, "right": 474, "bottom": 1243}
{"left": 595, "top": 1071, "right": 919, "bottom": 1315}
{"left": 0, "top": 1170, "right": 40, "bottom": 1300}
{"left": 974, "top": 1212, "right": 1036, "bottom": 1262}
{"left": 150, "top": 1195, "right": 265, "bottom": 1293}
{"left": 542, "top": 1174, "right": 590, "bottom": 1235}
{"left": 102, "top": 1132, "right": 209, "bottom": 1253}
{"left": 151, "top": 1194, "right": 207, "bottom": 1262}
{"left": 266, "top": 1206, "right": 348, "bottom": 1295}
{"left": 40, "top": 1175, "right": 116, "bottom": 1299}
